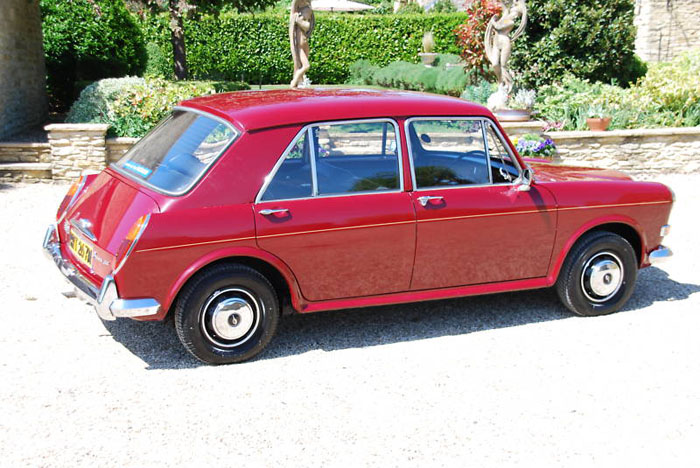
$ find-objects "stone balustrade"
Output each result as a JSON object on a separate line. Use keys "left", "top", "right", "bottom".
{"left": 0, "top": 122, "right": 698, "bottom": 182}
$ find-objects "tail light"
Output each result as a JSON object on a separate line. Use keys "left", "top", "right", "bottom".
{"left": 114, "top": 214, "right": 151, "bottom": 273}
{"left": 56, "top": 176, "right": 87, "bottom": 221}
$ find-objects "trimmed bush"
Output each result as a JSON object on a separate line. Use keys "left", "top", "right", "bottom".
{"left": 141, "top": 13, "right": 467, "bottom": 85}
{"left": 351, "top": 55, "right": 469, "bottom": 96}
{"left": 67, "top": 77, "right": 249, "bottom": 138}
{"left": 41, "top": 0, "right": 147, "bottom": 110}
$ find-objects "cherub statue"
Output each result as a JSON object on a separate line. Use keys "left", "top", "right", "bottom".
{"left": 484, "top": 0, "right": 527, "bottom": 96}
{"left": 289, "top": 0, "right": 315, "bottom": 89}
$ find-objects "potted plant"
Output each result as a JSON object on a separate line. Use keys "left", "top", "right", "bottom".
{"left": 512, "top": 133, "right": 557, "bottom": 160}
{"left": 586, "top": 105, "right": 611, "bottom": 131}
{"left": 418, "top": 31, "right": 438, "bottom": 67}
{"left": 496, "top": 89, "right": 536, "bottom": 122}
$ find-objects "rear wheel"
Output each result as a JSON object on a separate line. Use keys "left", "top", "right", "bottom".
{"left": 556, "top": 231, "right": 637, "bottom": 316}
{"left": 175, "top": 264, "right": 279, "bottom": 364}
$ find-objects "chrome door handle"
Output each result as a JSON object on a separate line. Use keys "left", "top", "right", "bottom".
{"left": 417, "top": 196, "right": 444, "bottom": 207}
{"left": 258, "top": 208, "right": 289, "bottom": 216}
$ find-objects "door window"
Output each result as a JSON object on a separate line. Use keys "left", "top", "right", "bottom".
{"left": 260, "top": 120, "right": 401, "bottom": 201}
{"left": 407, "top": 119, "right": 490, "bottom": 189}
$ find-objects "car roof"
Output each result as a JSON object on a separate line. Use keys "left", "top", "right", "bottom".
{"left": 179, "top": 88, "right": 493, "bottom": 131}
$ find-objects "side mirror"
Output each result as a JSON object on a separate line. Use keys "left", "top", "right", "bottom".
{"left": 517, "top": 167, "right": 534, "bottom": 192}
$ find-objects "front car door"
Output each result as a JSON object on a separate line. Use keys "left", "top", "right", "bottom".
{"left": 255, "top": 119, "right": 415, "bottom": 302}
{"left": 406, "top": 117, "right": 557, "bottom": 290}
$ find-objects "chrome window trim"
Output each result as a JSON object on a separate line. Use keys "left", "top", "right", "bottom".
{"left": 404, "top": 116, "right": 523, "bottom": 192}
{"left": 480, "top": 120, "right": 494, "bottom": 184}
{"left": 308, "top": 127, "right": 319, "bottom": 196}
{"left": 110, "top": 106, "right": 241, "bottom": 197}
{"left": 485, "top": 119, "right": 523, "bottom": 177}
{"left": 255, "top": 118, "right": 404, "bottom": 203}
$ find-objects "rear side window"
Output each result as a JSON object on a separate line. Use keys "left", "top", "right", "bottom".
{"left": 115, "top": 110, "right": 237, "bottom": 194}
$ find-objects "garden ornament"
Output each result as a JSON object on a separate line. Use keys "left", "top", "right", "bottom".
{"left": 484, "top": 0, "right": 527, "bottom": 108}
{"left": 290, "top": 0, "right": 315, "bottom": 88}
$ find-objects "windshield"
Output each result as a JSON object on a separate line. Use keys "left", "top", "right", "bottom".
{"left": 114, "top": 109, "right": 238, "bottom": 194}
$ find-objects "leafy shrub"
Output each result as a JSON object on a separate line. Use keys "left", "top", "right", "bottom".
{"left": 67, "top": 77, "right": 249, "bottom": 137}
{"left": 454, "top": 0, "right": 502, "bottom": 77}
{"left": 141, "top": 13, "right": 467, "bottom": 85}
{"left": 460, "top": 78, "right": 496, "bottom": 105}
{"left": 510, "top": 0, "right": 644, "bottom": 88}
{"left": 41, "top": 0, "right": 147, "bottom": 111}
{"left": 348, "top": 60, "right": 381, "bottom": 85}
{"left": 535, "top": 50, "right": 700, "bottom": 130}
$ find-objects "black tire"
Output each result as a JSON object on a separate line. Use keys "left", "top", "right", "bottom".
{"left": 174, "top": 264, "right": 279, "bottom": 364}
{"left": 556, "top": 231, "right": 638, "bottom": 317}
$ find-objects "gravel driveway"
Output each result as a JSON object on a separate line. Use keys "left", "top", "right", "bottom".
{"left": 1, "top": 174, "right": 699, "bottom": 467}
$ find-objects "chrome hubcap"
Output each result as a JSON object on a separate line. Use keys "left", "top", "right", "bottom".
{"left": 201, "top": 288, "right": 259, "bottom": 347}
{"left": 581, "top": 252, "right": 624, "bottom": 303}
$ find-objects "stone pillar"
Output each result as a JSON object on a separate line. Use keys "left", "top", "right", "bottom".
{"left": 0, "top": 0, "right": 47, "bottom": 139}
{"left": 634, "top": 0, "right": 700, "bottom": 63}
{"left": 44, "top": 124, "right": 110, "bottom": 180}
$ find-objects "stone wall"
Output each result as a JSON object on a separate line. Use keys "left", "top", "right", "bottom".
{"left": 106, "top": 138, "right": 139, "bottom": 164}
{"left": 634, "top": 0, "right": 700, "bottom": 62}
{"left": 1, "top": 123, "right": 698, "bottom": 181}
{"left": 0, "top": 0, "right": 47, "bottom": 139}
{"left": 548, "top": 127, "right": 700, "bottom": 175}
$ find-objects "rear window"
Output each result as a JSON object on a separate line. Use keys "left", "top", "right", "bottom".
{"left": 114, "top": 109, "right": 238, "bottom": 194}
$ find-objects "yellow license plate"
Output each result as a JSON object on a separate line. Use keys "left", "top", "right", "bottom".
{"left": 69, "top": 231, "right": 93, "bottom": 267}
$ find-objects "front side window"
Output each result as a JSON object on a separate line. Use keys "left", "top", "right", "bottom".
{"left": 115, "top": 109, "right": 237, "bottom": 194}
{"left": 260, "top": 120, "right": 401, "bottom": 201}
{"left": 407, "top": 119, "right": 490, "bottom": 189}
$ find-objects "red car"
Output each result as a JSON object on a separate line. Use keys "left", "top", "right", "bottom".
{"left": 43, "top": 89, "right": 674, "bottom": 364}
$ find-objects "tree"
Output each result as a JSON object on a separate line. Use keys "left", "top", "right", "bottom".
{"left": 127, "top": 0, "right": 276, "bottom": 80}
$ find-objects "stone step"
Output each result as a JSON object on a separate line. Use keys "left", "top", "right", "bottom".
{"left": 0, "top": 162, "right": 52, "bottom": 181}
{"left": 0, "top": 142, "right": 50, "bottom": 164}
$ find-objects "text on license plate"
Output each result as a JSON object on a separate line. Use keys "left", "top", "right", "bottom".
{"left": 69, "top": 231, "right": 93, "bottom": 267}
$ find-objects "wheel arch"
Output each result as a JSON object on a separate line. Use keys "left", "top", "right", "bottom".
{"left": 162, "top": 247, "right": 304, "bottom": 319}
{"left": 549, "top": 216, "right": 645, "bottom": 284}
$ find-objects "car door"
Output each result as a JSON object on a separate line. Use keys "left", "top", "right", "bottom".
{"left": 406, "top": 117, "right": 557, "bottom": 290}
{"left": 254, "top": 119, "right": 416, "bottom": 302}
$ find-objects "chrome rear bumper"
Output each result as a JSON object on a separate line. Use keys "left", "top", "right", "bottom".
{"left": 649, "top": 245, "right": 673, "bottom": 265}
{"left": 42, "top": 224, "right": 160, "bottom": 321}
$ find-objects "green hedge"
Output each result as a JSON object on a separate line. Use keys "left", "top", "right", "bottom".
{"left": 141, "top": 13, "right": 467, "bottom": 85}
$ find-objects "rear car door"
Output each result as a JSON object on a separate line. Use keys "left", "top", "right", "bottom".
{"left": 255, "top": 119, "right": 416, "bottom": 301}
{"left": 406, "top": 117, "right": 557, "bottom": 290}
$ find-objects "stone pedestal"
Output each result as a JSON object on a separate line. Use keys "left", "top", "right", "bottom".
{"left": 44, "top": 124, "right": 110, "bottom": 180}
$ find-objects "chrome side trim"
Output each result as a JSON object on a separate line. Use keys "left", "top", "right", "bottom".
{"left": 649, "top": 245, "right": 673, "bottom": 265}
{"left": 43, "top": 224, "right": 160, "bottom": 320}
{"left": 255, "top": 117, "right": 404, "bottom": 203}
{"left": 110, "top": 106, "right": 241, "bottom": 198}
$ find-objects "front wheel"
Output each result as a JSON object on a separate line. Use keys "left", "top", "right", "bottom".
{"left": 556, "top": 231, "right": 638, "bottom": 316}
{"left": 174, "top": 264, "right": 280, "bottom": 364}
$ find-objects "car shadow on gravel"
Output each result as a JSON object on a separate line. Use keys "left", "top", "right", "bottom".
{"left": 101, "top": 266, "right": 700, "bottom": 369}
